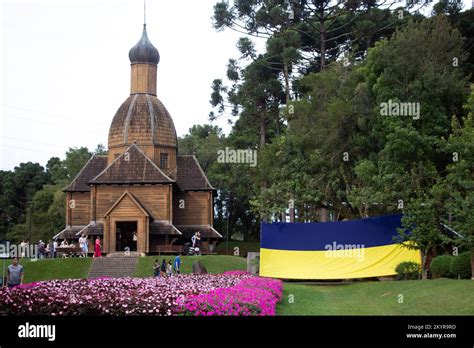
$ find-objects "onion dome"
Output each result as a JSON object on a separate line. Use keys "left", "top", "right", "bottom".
{"left": 128, "top": 24, "right": 160, "bottom": 65}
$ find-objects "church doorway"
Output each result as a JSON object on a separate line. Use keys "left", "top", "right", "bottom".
{"left": 116, "top": 221, "right": 138, "bottom": 252}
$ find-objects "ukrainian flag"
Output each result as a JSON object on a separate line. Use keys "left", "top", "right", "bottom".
{"left": 260, "top": 214, "right": 421, "bottom": 279}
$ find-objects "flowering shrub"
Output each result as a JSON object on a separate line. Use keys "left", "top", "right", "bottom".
{"left": 0, "top": 273, "right": 282, "bottom": 316}
{"left": 0, "top": 274, "right": 249, "bottom": 316}
{"left": 222, "top": 270, "right": 252, "bottom": 276}
{"left": 179, "top": 276, "right": 283, "bottom": 316}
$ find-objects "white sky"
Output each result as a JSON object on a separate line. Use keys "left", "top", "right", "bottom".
{"left": 0, "top": 0, "right": 265, "bottom": 170}
{"left": 0, "top": 0, "right": 472, "bottom": 171}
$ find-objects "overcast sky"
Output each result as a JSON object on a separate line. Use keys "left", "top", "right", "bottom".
{"left": 1, "top": 0, "right": 472, "bottom": 171}
{"left": 0, "top": 0, "right": 265, "bottom": 171}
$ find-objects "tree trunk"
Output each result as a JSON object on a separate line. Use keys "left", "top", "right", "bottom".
{"left": 290, "top": 202, "right": 295, "bottom": 223}
{"left": 421, "top": 249, "right": 428, "bottom": 280}
{"left": 319, "top": 8, "right": 326, "bottom": 70}
{"left": 281, "top": 60, "right": 291, "bottom": 133}
{"left": 283, "top": 61, "right": 290, "bottom": 105}
{"left": 260, "top": 112, "right": 267, "bottom": 222}
{"left": 259, "top": 113, "right": 266, "bottom": 149}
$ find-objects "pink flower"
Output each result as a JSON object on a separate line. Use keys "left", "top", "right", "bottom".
{"left": 0, "top": 272, "right": 282, "bottom": 316}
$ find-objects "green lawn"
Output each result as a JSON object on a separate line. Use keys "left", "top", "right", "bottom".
{"left": 277, "top": 279, "right": 474, "bottom": 315}
{"left": 3, "top": 257, "right": 473, "bottom": 316}
{"left": 216, "top": 241, "right": 260, "bottom": 257}
{"left": 1, "top": 258, "right": 93, "bottom": 284}
{"left": 134, "top": 255, "right": 247, "bottom": 277}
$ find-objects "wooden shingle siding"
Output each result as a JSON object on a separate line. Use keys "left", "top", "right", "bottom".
{"left": 173, "top": 191, "right": 211, "bottom": 226}
{"left": 64, "top": 156, "right": 108, "bottom": 192}
{"left": 107, "top": 95, "right": 177, "bottom": 155}
{"left": 154, "top": 147, "right": 177, "bottom": 175}
{"left": 130, "top": 63, "right": 157, "bottom": 95}
{"left": 95, "top": 185, "right": 170, "bottom": 221}
{"left": 176, "top": 156, "right": 214, "bottom": 191}
{"left": 105, "top": 194, "right": 148, "bottom": 217}
{"left": 67, "top": 192, "right": 90, "bottom": 226}
{"left": 92, "top": 144, "right": 172, "bottom": 184}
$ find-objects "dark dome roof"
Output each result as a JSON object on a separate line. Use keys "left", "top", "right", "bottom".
{"left": 129, "top": 24, "right": 160, "bottom": 65}
{"left": 108, "top": 94, "right": 177, "bottom": 149}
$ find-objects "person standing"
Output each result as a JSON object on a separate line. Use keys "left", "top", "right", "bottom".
{"left": 48, "top": 240, "right": 54, "bottom": 258}
{"left": 79, "top": 235, "right": 88, "bottom": 258}
{"left": 196, "top": 231, "right": 202, "bottom": 249}
{"left": 6, "top": 257, "right": 24, "bottom": 288}
{"left": 83, "top": 236, "right": 89, "bottom": 257}
{"left": 173, "top": 254, "right": 181, "bottom": 274}
{"left": 153, "top": 260, "right": 160, "bottom": 278}
{"left": 52, "top": 239, "right": 58, "bottom": 259}
{"left": 160, "top": 259, "right": 167, "bottom": 277}
{"left": 132, "top": 231, "right": 137, "bottom": 251}
{"left": 38, "top": 240, "right": 45, "bottom": 259}
{"left": 19, "top": 240, "right": 27, "bottom": 258}
{"left": 45, "top": 241, "right": 51, "bottom": 258}
{"left": 78, "top": 235, "right": 84, "bottom": 257}
{"left": 167, "top": 260, "right": 173, "bottom": 277}
{"left": 93, "top": 237, "right": 102, "bottom": 258}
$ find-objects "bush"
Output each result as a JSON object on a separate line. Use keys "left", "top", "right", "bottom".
{"left": 450, "top": 252, "right": 472, "bottom": 279}
{"left": 395, "top": 261, "right": 421, "bottom": 280}
{"left": 430, "top": 255, "right": 454, "bottom": 278}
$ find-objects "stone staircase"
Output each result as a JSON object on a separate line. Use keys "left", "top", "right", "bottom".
{"left": 88, "top": 253, "right": 139, "bottom": 279}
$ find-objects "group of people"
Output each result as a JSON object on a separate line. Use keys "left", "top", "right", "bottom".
{"left": 17, "top": 235, "right": 103, "bottom": 259}
{"left": 57, "top": 236, "right": 102, "bottom": 257}
{"left": 191, "top": 231, "right": 202, "bottom": 248}
{"left": 20, "top": 239, "right": 57, "bottom": 259}
{"left": 153, "top": 255, "right": 181, "bottom": 278}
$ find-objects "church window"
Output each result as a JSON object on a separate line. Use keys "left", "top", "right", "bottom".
{"left": 160, "top": 153, "right": 168, "bottom": 169}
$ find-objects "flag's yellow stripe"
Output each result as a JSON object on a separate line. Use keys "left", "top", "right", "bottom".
{"left": 259, "top": 244, "right": 421, "bottom": 279}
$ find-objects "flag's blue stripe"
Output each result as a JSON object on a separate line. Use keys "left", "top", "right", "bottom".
{"left": 261, "top": 214, "right": 403, "bottom": 251}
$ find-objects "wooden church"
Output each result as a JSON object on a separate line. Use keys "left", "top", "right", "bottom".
{"left": 54, "top": 24, "right": 222, "bottom": 254}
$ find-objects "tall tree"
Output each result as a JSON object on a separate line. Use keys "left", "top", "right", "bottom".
{"left": 350, "top": 15, "right": 469, "bottom": 216}
{"left": 63, "top": 147, "right": 92, "bottom": 181}
{"left": 444, "top": 86, "right": 474, "bottom": 279}
{"left": 397, "top": 194, "right": 445, "bottom": 279}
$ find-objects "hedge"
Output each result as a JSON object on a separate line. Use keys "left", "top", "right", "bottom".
{"left": 450, "top": 252, "right": 472, "bottom": 279}
{"left": 430, "top": 255, "right": 454, "bottom": 278}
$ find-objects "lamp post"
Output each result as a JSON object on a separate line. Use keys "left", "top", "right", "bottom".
{"left": 226, "top": 196, "right": 231, "bottom": 256}
{"left": 226, "top": 208, "right": 229, "bottom": 256}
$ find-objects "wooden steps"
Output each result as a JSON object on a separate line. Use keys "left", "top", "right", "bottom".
{"left": 88, "top": 253, "right": 139, "bottom": 278}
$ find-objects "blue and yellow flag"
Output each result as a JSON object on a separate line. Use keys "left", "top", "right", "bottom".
{"left": 260, "top": 214, "right": 421, "bottom": 279}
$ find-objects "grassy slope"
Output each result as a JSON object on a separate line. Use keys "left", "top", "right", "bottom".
{"left": 4, "top": 257, "right": 473, "bottom": 316}
{"left": 0, "top": 258, "right": 93, "bottom": 284}
{"left": 215, "top": 241, "right": 260, "bottom": 256}
{"left": 134, "top": 255, "right": 246, "bottom": 277}
{"left": 277, "top": 279, "right": 474, "bottom": 315}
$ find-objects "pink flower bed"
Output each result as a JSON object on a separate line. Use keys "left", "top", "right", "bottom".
{"left": 0, "top": 273, "right": 282, "bottom": 316}
{"left": 179, "top": 276, "right": 283, "bottom": 316}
